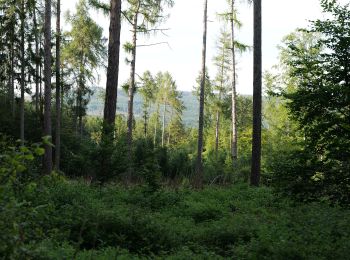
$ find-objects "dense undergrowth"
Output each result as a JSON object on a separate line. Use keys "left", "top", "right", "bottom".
{"left": 1, "top": 175, "right": 349, "bottom": 259}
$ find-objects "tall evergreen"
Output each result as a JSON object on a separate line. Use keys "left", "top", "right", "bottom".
{"left": 251, "top": 0, "right": 262, "bottom": 186}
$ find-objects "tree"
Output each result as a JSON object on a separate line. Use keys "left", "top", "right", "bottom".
{"left": 62, "top": 0, "right": 106, "bottom": 136}
{"left": 275, "top": 0, "right": 350, "bottom": 202}
{"left": 43, "top": 0, "right": 52, "bottom": 174}
{"left": 20, "top": 0, "right": 25, "bottom": 145}
{"left": 139, "top": 71, "right": 157, "bottom": 138}
{"left": 250, "top": 0, "right": 262, "bottom": 186}
{"left": 55, "top": 0, "right": 61, "bottom": 171}
{"left": 123, "top": 0, "right": 174, "bottom": 177}
{"left": 212, "top": 29, "right": 231, "bottom": 158}
{"left": 102, "top": 0, "right": 122, "bottom": 139}
{"left": 194, "top": 0, "right": 208, "bottom": 188}
{"left": 229, "top": 0, "right": 238, "bottom": 163}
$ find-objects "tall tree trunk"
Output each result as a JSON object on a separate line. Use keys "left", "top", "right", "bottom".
{"left": 43, "top": 0, "right": 53, "bottom": 174}
{"left": 126, "top": 6, "right": 139, "bottom": 178}
{"left": 34, "top": 6, "right": 39, "bottom": 114}
{"left": 143, "top": 102, "right": 149, "bottom": 138}
{"left": 20, "top": 0, "right": 25, "bottom": 145}
{"left": 102, "top": 0, "right": 121, "bottom": 138}
{"left": 39, "top": 41, "right": 43, "bottom": 120}
{"left": 153, "top": 104, "right": 159, "bottom": 146}
{"left": 250, "top": 0, "right": 262, "bottom": 186}
{"left": 55, "top": 0, "right": 61, "bottom": 171}
{"left": 216, "top": 44, "right": 225, "bottom": 159}
{"left": 194, "top": 0, "right": 208, "bottom": 188}
{"left": 167, "top": 108, "right": 173, "bottom": 146}
{"left": 161, "top": 101, "right": 166, "bottom": 147}
{"left": 10, "top": 32, "right": 15, "bottom": 118}
{"left": 231, "top": 0, "right": 238, "bottom": 163}
{"left": 215, "top": 109, "right": 220, "bottom": 158}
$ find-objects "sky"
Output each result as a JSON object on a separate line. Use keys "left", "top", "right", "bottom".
{"left": 62, "top": 0, "right": 329, "bottom": 95}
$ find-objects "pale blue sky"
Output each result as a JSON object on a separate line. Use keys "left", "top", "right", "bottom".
{"left": 62, "top": 0, "right": 331, "bottom": 94}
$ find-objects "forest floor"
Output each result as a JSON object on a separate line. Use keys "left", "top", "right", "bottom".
{"left": 2, "top": 177, "right": 350, "bottom": 259}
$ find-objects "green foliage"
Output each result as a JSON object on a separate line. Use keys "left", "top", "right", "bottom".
{"left": 1, "top": 176, "right": 349, "bottom": 259}
{"left": 266, "top": 0, "right": 350, "bottom": 204}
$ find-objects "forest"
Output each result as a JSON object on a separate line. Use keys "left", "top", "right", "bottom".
{"left": 0, "top": 0, "right": 349, "bottom": 259}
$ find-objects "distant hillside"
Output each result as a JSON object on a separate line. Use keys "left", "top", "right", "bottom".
{"left": 87, "top": 87, "right": 199, "bottom": 127}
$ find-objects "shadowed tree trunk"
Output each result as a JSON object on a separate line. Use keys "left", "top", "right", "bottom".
{"left": 39, "top": 41, "right": 43, "bottom": 120}
{"left": 194, "top": 0, "right": 208, "bottom": 188}
{"left": 34, "top": 5, "right": 39, "bottom": 114}
{"left": 102, "top": 0, "right": 121, "bottom": 139}
{"left": 43, "top": 0, "right": 53, "bottom": 174}
{"left": 161, "top": 100, "right": 166, "bottom": 147}
{"left": 153, "top": 104, "right": 159, "bottom": 146}
{"left": 10, "top": 32, "right": 15, "bottom": 118}
{"left": 20, "top": 0, "right": 25, "bottom": 145}
{"left": 55, "top": 0, "right": 61, "bottom": 171}
{"left": 126, "top": 2, "right": 140, "bottom": 179}
{"left": 230, "top": 0, "right": 238, "bottom": 163}
{"left": 251, "top": 0, "right": 262, "bottom": 186}
{"left": 215, "top": 109, "right": 220, "bottom": 157}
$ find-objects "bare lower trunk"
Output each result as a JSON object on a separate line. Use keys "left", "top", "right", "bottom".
{"left": 34, "top": 7, "right": 39, "bottom": 114}
{"left": 10, "top": 34, "right": 15, "bottom": 118}
{"left": 194, "top": 0, "right": 208, "bottom": 188}
{"left": 167, "top": 108, "right": 173, "bottom": 146}
{"left": 251, "top": 0, "right": 262, "bottom": 187}
{"left": 20, "top": 0, "right": 25, "bottom": 145}
{"left": 231, "top": 0, "right": 238, "bottom": 162}
{"left": 39, "top": 47, "right": 43, "bottom": 119}
{"left": 215, "top": 109, "right": 220, "bottom": 158}
{"left": 126, "top": 6, "right": 140, "bottom": 179}
{"left": 102, "top": 0, "right": 121, "bottom": 139}
{"left": 43, "top": 0, "right": 53, "bottom": 174}
{"left": 55, "top": 0, "right": 61, "bottom": 171}
{"left": 161, "top": 101, "right": 166, "bottom": 147}
{"left": 153, "top": 105, "right": 159, "bottom": 146}
{"left": 143, "top": 104, "right": 149, "bottom": 138}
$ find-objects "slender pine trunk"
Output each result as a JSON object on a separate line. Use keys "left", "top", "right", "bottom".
{"left": 215, "top": 109, "right": 220, "bottom": 158}
{"left": 126, "top": 5, "right": 140, "bottom": 178}
{"left": 167, "top": 108, "right": 173, "bottom": 146}
{"left": 34, "top": 6, "right": 39, "bottom": 114}
{"left": 10, "top": 32, "right": 15, "bottom": 118}
{"left": 153, "top": 104, "right": 159, "bottom": 146}
{"left": 20, "top": 0, "right": 25, "bottom": 145}
{"left": 55, "top": 0, "right": 61, "bottom": 171}
{"left": 194, "top": 0, "right": 208, "bottom": 188}
{"left": 251, "top": 0, "right": 262, "bottom": 186}
{"left": 39, "top": 41, "right": 43, "bottom": 120}
{"left": 43, "top": 0, "right": 53, "bottom": 174}
{"left": 161, "top": 100, "right": 166, "bottom": 147}
{"left": 231, "top": 0, "right": 238, "bottom": 163}
{"left": 143, "top": 103, "right": 148, "bottom": 138}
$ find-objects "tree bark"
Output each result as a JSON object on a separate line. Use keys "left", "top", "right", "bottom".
{"left": 55, "top": 0, "right": 61, "bottom": 171}
{"left": 153, "top": 104, "right": 159, "bottom": 146}
{"left": 167, "top": 107, "right": 173, "bottom": 146}
{"left": 194, "top": 0, "right": 208, "bottom": 188}
{"left": 10, "top": 31, "right": 15, "bottom": 118}
{"left": 43, "top": 0, "right": 53, "bottom": 174}
{"left": 231, "top": 0, "right": 238, "bottom": 163}
{"left": 34, "top": 6, "right": 39, "bottom": 114}
{"left": 102, "top": 0, "right": 121, "bottom": 138}
{"left": 126, "top": 3, "right": 140, "bottom": 178}
{"left": 20, "top": 0, "right": 25, "bottom": 145}
{"left": 161, "top": 100, "right": 166, "bottom": 147}
{"left": 215, "top": 108, "right": 220, "bottom": 158}
{"left": 250, "top": 0, "right": 262, "bottom": 187}
{"left": 39, "top": 41, "right": 43, "bottom": 120}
